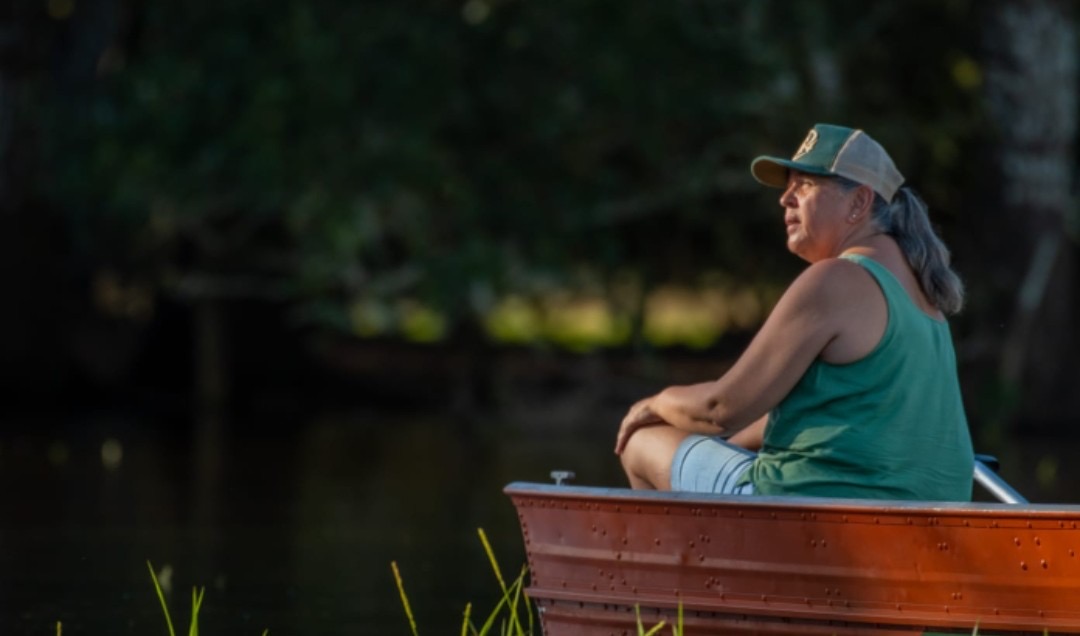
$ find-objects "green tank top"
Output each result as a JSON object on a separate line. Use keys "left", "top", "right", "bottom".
{"left": 744, "top": 254, "right": 974, "bottom": 501}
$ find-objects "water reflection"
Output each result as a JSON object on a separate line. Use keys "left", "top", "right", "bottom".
{"left": 0, "top": 406, "right": 1074, "bottom": 634}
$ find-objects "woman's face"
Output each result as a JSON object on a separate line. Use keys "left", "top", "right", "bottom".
{"left": 778, "top": 171, "right": 855, "bottom": 262}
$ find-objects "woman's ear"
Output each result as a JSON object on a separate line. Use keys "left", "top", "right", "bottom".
{"left": 850, "top": 185, "right": 874, "bottom": 220}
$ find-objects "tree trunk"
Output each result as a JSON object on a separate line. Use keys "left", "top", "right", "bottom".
{"left": 981, "top": 0, "right": 1078, "bottom": 429}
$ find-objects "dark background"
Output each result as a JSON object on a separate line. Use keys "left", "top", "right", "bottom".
{"left": 0, "top": 0, "right": 1078, "bottom": 633}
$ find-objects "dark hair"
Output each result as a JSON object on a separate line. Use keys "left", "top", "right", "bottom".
{"left": 834, "top": 177, "right": 964, "bottom": 314}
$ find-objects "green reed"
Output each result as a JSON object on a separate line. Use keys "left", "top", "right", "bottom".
{"left": 392, "top": 528, "right": 534, "bottom": 636}
{"left": 391, "top": 528, "right": 685, "bottom": 636}
{"left": 634, "top": 602, "right": 683, "bottom": 636}
{"left": 146, "top": 560, "right": 268, "bottom": 636}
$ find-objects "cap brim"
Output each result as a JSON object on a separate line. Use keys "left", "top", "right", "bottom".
{"left": 750, "top": 156, "right": 836, "bottom": 189}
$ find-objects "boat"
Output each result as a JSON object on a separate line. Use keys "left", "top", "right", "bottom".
{"left": 504, "top": 462, "right": 1080, "bottom": 635}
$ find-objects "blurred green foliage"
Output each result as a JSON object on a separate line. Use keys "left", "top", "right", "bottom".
{"left": 40, "top": 0, "right": 984, "bottom": 343}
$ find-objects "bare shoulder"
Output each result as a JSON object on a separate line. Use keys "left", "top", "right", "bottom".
{"left": 780, "top": 258, "right": 888, "bottom": 363}
{"left": 749, "top": 258, "right": 881, "bottom": 371}
{"left": 786, "top": 258, "right": 878, "bottom": 304}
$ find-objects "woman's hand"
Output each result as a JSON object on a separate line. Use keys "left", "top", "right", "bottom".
{"left": 615, "top": 395, "right": 668, "bottom": 455}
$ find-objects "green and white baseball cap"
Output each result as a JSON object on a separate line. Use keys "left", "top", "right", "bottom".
{"left": 750, "top": 124, "right": 904, "bottom": 202}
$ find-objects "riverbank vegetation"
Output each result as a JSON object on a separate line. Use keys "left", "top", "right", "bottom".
{"left": 3, "top": 1, "right": 1077, "bottom": 432}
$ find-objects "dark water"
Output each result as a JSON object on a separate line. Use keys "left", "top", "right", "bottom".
{"left": 0, "top": 402, "right": 628, "bottom": 635}
{"left": 2, "top": 402, "right": 1077, "bottom": 635}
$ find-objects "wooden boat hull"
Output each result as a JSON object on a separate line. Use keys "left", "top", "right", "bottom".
{"left": 505, "top": 482, "right": 1080, "bottom": 635}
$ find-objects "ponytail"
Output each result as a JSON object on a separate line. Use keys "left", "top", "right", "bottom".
{"left": 833, "top": 176, "right": 965, "bottom": 314}
{"left": 871, "top": 187, "right": 965, "bottom": 315}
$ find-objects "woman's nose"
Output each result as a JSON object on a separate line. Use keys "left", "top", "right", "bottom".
{"left": 779, "top": 187, "right": 795, "bottom": 207}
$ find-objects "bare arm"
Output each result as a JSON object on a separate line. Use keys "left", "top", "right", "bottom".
{"left": 616, "top": 259, "right": 878, "bottom": 455}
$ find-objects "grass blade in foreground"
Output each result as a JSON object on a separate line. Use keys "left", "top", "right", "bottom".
{"left": 633, "top": 603, "right": 669, "bottom": 636}
{"left": 473, "top": 567, "right": 527, "bottom": 635}
{"left": 147, "top": 560, "right": 177, "bottom": 636}
{"left": 460, "top": 602, "right": 472, "bottom": 636}
{"left": 391, "top": 561, "right": 420, "bottom": 636}
{"left": 189, "top": 585, "right": 205, "bottom": 636}
{"left": 477, "top": 527, "right": 526, "bottom": 635}
{"left": 146, "top": 559, "right": 268, "bottom": 635}
{"left": 391, "top": 528, "right": 680, "bottom": 635}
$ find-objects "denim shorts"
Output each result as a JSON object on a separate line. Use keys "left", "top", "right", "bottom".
{"left": 670, "top": 435, "right": 756, "bottom": 494}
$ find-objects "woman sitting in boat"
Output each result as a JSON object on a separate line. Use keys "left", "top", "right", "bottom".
{"left": 615, "top": 123, "right": 975, "bottom": 501}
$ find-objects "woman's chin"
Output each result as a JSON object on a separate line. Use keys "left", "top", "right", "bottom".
{"left": 786, "top": 240, "right": 814, "bottom": 262}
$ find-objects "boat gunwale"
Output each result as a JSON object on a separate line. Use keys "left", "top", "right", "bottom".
{"left": 504, "top": 481, "right": 1080, "bottom": 518}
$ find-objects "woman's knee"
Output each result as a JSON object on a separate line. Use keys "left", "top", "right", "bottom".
{"left": 619, "top": 426, "right": 691, "bottom": 488}
{"left": 620, "top": 426, "right": 665, "bottom": 467}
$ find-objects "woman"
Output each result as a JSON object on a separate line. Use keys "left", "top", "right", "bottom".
{"left": 615, "top": 123, "right": 974, "bottom": 501}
